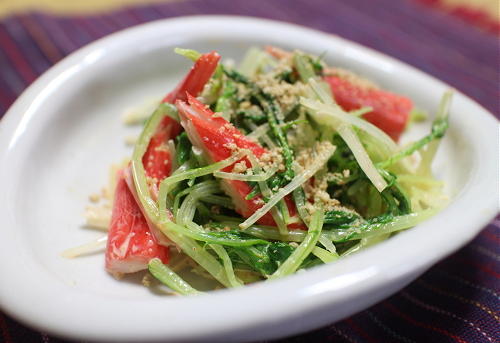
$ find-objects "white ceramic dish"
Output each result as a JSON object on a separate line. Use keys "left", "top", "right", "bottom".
{"left": 0, "top": 16, "right": 497, "bottom": 342}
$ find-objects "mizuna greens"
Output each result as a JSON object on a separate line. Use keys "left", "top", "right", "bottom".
{"left": 82, "top": 47, "right": 452, "bottom": 295}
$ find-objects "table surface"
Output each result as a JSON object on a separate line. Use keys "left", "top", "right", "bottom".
{"left": 0, "top": 0, "right": 498, "bottom": 342}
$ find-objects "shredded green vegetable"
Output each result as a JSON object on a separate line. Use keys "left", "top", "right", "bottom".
{"left": 148, "top": 258, "right": 202, "bottom": 295}
{"left": 269, "top": 209, "right": 325, "bottom": 279}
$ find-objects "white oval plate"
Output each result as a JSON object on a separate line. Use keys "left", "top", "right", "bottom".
{"left": 0, "top": 16, "right": 497, "bottom": 342}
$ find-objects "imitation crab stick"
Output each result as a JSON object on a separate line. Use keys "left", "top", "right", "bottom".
{"left": 105, "top": 52, "right": 221, "bottom": 275}
{"left": 162, "top": 51, "right": 221, "bottom": 104}
{"left": 143, "top": 51, "right": 221, "bottom": 183}
{"left": 324, "top": 75, "right": 412, "bottom": 141}
{"left": 176, "top": 94, "right": 300, "bottom": 228}
{"left": 105, "top": 172, "right": 169, "bottom": 275}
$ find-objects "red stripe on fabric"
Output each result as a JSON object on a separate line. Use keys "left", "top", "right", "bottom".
{"left": 0, "top": 25, "right": 38, "bottom": 84}
{"left": 482, "top": 230, "right": 500, "bottom": 243}
{"left": 97, "top": 15, "right": 121, "bottom": 31}
{"left": 384, "top": 302, "right": 468, "bottom": 343}
{"left": 345, "top": 318, "right": 378, "bottom": 343}
{"left": 451, "top": 256, "right": 500, "bottom": 279}
{"left": 470, "top": 243, "right": 500, "bottom": 262}
{"left": 365, "top": 310, "right": 416, "bottom": 343}
{"left": 18, "top": 15, "right": 63, "bottom": 64}
{"left": 401, "top": 291, "right": 494, "bottom": 342}
{"left": 33, "top": 15, "right": 77, "bottom": 54}
{"left": 126, "top": 7, "right": 145, "bottom": 23}
{"left": 0, "top": 83, "right": 14, "bottom": 111}
{"left": 104, "top": 8, "right": 140, "bottom": 29}
{"left": 51, "top": 18, "right": 82, "bottom": 52}
{"left": 415, "top": 0, "right": 500, "bottom": 35}
{"left": 0, "top": 313, "right": 12, "bottom": 343}
{"left": 435, "top": 267, "right": 500, "bottom": 299}
{"left": 75, "top": 17, "right": 103, "bottom": 39}
{"left": 82, "top": 15, "right": 118, "bottom": 35}
{"left": 417, "top": 279, "right": 500, "bottom": 322}
{"left": 330, "top": 326, "right": 358, "bottom": 343}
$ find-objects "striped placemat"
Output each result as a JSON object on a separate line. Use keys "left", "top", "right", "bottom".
{"left": 0, "top": 0, "right": 498, "bottom": 342}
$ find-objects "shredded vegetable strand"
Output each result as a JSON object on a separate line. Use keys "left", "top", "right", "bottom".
{"left": 318, "top": 235, "right": 338, "bottom": 255}
{"left": 148, "top": 258, "right": 202, "bottom": 295}
{"left": 349, "top": 106, "right": 373, "bottom": 117}
{"left": 241, "top": 225, "right": 307, "bottom": 242}
{"left": 246, "top": 123, "right": 270, "bottom": 140}
{"left": 239, "top": 47, "right": 270, "bottom": 77}
{"left": 209, "top": 244, "right": 243, "bottom": 287}
{"left": 398, "top": 174, "right": 444, "bottom": 188}
{"left": 293, "top": 53, "right": 316, "bottom": 82}
{"left": 236, "top": 211, "right": 432, "bottom": 244}
{"left": 245, "top": 121, "right": 277, "bottom": 149}
{"left": 184, "top": 222, "right": 244, "bottom": 287}
{"left": 308, "top": 78, "right": 335, "bottom": 105}
{"left": 240, "top": 143, "right": 335, "bottom": 229}
{"left": 341, "top": 235, "right": 388, "bottom": 258}
{"left": 176, "top": 181, "right": 220, "bottom": 225}
{"left": 329, "top": 208, "right": 440, "bottom": 242}
{"left": 312, "top": 246, "right": 338, "bottom": 263}
{"left": 166, "top": 221, "right": 268, "bottom": 246}
{"left": 158, "top": 151, "right": 245, "bottom": 220}
{"left": 84, "top": 206, "right": 110, "bottom": 230}
{"left": 158, "top": 223, "right": 232, "bottom": 287}
{"left": 418, "top": 90, "right": 453, "bottom": 176}
{"left": 213, "top": 167, "right": 276, "bottom": 182}
{"left": 246, "top": 150, "right": 289, "bottom": 235}
{"left": 159, "top": 152, "right": 245, "bottom": 192}
{"left": 174, "top": 47, "right": 201, "bottom": 62}
{"left": 301, "top": 94, "right": 397, "bottom": 154}
{"left": 293, "top": 187, "right": 310, "bottom": 225}
{"left": 160, "top": 162, "right": 190, "bottom": 219}
{"left": 61, "top": 236, "right": 107, "bottom": 258}
{"left": 336, "top": 122, "right": 388, "bottom": 192}
{"left": 199, "top": 195, "right": 235, "bottom": 209}
{"left": 167, "top": 139, "right": 178, "bottom": 172}
{"left": 378, "top": 105, "right": 450, "bottom": 169}
{"left": 173, "top": 181, "right": 220, "bottom": 216}
{"left": 269, "top": 209, "right": 325, "bottom": 279}
{"left": 131, "top": 103, "right": 178, "bottom": 219}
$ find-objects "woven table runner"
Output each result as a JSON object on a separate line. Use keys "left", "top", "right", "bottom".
{"left": 0, "top": 0, "right": 498, "bottom": 342}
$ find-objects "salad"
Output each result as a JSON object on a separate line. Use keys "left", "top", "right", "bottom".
{"left": 74, "top": 46, "right": 451, "bottom": 295}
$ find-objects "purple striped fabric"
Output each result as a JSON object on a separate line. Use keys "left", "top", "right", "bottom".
{"left": 0, "top": 0, "right": 498, "bottom": 342}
